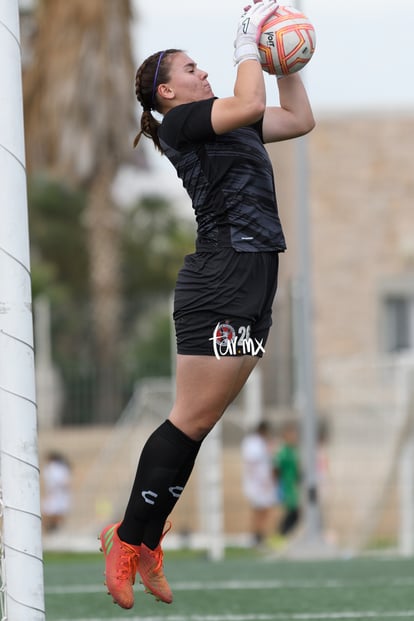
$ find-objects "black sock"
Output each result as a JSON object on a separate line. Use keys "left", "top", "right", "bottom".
{"left": 117, "top": 419, "right": 202, "bottom": 549}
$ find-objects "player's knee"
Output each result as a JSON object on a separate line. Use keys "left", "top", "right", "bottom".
{"left": 171, "top": 409, "right": 222, "bottom": 442}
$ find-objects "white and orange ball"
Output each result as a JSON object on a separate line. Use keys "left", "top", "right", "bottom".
{"left": 258, "top": 5, "right": 316, "bottom": 76}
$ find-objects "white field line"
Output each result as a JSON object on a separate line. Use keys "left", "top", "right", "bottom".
{"left": 45, "top": 576, "right": 414, "bottom": 595}
{"left": 53, "top": 612, "right": 414, "bottom": 621}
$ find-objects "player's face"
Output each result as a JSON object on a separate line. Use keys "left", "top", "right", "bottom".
{"left": 162, "top": 52, "right": 214, "bottom": 105}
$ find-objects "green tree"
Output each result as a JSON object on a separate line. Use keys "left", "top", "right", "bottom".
{"left": 29, "top": 176, "right": 88, "bottom": 300}
{"left": 28, "top": 178, "right": 194, "bottom": 422}
{"left": 23, "top": 0, "right": 137, "bottom": 422}
{"left": 122, "top": 196, "right": 194, "bottom": 306}
{"left": 121, "top": 195, "right": 195, "bottom": 381}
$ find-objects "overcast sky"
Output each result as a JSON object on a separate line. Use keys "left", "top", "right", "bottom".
{"left": 132, "top": 0, "right": 414, "bottom": 113}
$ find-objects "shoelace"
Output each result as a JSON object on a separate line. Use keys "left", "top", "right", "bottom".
{"left": 117, "top": 544, "right": 139, "bottom": 580}
{"left": 160, "top": 521, "right": 172, "bottom": 545}
{"left": 149, "top": 547, "right": 163, "bottom": 573}
{"left": 155, "top": 521, "right": 172, "bottom": 569}
{"left": 145, "top": 521, "right": 172, "bottom": 573}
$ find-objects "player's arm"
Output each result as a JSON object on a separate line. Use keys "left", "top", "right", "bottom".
{"left": 211, "top": 0, "right": 278, "bottom": 135}
{"left": 262, "top": 72, "right": 315, "bottom": 142}
{"left": 211, "top": 59, "right": 266, "bottom": 135}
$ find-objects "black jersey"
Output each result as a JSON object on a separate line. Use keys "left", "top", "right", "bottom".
{"left": 158, "top": 97, "right": 286, "bottom": 253}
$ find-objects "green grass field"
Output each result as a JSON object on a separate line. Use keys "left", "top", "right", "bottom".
{"left": 44, "top": 549, "right": 414, "bottom": 620}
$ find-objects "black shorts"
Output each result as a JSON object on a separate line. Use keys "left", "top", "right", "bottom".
{"left": 173, "top": 248, "right": 279, "bottom": 357}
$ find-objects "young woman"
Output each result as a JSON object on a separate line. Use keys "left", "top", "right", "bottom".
{"left": 100, "top": 0, "right": 315, "bottom": 610}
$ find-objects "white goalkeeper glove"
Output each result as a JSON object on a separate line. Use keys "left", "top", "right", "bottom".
{"left": 233, "top": 0, "right": 279, "bottom": 66}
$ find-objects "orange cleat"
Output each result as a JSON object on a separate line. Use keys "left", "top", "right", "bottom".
{"left": 99, "top": 522, "right": 140, "bottom": 609}
{"left": 138, "top": 522, "right": 173, "bottom": 604}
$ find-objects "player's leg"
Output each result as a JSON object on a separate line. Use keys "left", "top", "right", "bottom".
{"left": 251, "top": 506, "right": 273, "bottom": 546}
{"left": 279, "top": 507, "right": 300, "bottom": 536}
{"left": 131, "top": 354, "right": 259, "bottom": 545}
{"left": 169, "top": 353, "right": 259, "bottom": 440}
{"left": 100, "top": 418, "right": 195, "bottom": 606}
{"left": 114, "top": 353, "right": 258, "bottom": 604}
{"left": 122, "top": 354, "right": 257, "bottom": 518}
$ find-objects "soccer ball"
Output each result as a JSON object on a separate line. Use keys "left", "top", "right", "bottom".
{"left": 258, "top": 6, "right": 316, "bottom": 77}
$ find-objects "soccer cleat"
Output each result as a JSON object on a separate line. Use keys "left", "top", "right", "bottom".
{"left": 138, "top": 522, "right": 173, "bottom": 604}
{"left": 99, "top": 522, "right": 140, "bottom": 609}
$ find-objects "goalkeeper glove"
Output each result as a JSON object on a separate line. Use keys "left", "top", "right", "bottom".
{"left": 233, "top": 0, "right": 279, "bottom": 66}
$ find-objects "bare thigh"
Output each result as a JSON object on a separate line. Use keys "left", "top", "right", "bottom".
{"left": 169, "top": 354, "right": 259, "bottom": 441}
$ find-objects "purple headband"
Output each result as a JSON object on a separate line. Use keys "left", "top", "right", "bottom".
{"left": 151, "top": 51, "right": 166, "bottom": 109}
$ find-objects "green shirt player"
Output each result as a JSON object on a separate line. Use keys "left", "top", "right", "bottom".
{"left": 274, "top": 423, "right": 301, "bottom": 537}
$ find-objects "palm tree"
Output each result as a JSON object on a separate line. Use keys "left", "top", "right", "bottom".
{"left": 23, "top": 0, "right": 139, "bottom": 422}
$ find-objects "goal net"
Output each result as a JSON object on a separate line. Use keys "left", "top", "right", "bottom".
{"left": 320, "top": 354, "right": 414, "bottom": 552}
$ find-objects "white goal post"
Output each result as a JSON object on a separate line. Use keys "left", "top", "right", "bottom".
{"left": 0, "top": 2, "right": 45, "bottom": 620}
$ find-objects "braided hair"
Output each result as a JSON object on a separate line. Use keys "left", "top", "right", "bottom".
{"left": 134, "top": 49, "right": 182, "bottom": 153}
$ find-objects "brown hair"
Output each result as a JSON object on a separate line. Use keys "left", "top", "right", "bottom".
{"left": 133, "top": 49, "right": 182, "bottom": 153}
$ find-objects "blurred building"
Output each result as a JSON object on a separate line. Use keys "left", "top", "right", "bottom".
{"left": 264, "top": 111, "right": 414, "bottom": 409}
{"left": 263, "top": 111, "right": 414, "bottom": 548}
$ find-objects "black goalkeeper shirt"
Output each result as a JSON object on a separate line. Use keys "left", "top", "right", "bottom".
{"left": 158, "top": 97, "right": 286, "bottom": 253}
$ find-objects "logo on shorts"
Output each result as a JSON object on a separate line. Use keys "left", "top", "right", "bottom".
{"left": 209, "top": 321, "right": 265, "bottom": 360}
{"left": 215, "top": 322, "right": 236, "bottom": 345}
